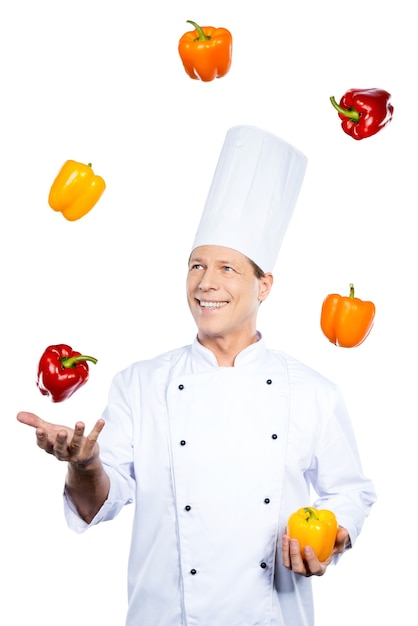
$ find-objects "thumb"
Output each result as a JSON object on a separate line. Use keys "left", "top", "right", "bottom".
{"left": 16, "top": 411, "right": 44, "bottom": 429}
{"left": 336, "top": 526, "right": 349, "bottom": 548}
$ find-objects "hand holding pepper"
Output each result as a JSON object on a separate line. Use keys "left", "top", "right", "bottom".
{"left": 49, "top": 160, "right": 106, "bottom": 221}
{"left": 283, "top": 509, "right": 349, "bottom": 576}
{"left": 320, "top": 283, "right": 375, "bottom": 348}
{"left": 287, "top": 506, "right": 338, "bottom": 562}
{"left": 178, "top": 20, "right": 232, "bottom": 82}
{"left": 330, "top": 88, "right": 393, "bottom": 140}
{"left": 37, "top": 344, "right": 98, "bottom": 402}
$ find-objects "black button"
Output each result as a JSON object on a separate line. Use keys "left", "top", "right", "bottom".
{"left": 180, "top": 440, "right": 186, "bottom": 446}
{"left": 185, "top": 505, "right": 191, "bottom": 511}
{"left": 272, "top": 434, "right": 278, "bottom": 440}
{"left": 264, "top": 498, "right": 270, "bottom": 504}
{"left": 190, "top": 569, "right": 197, "bottom": 575}
{"left": 178, "top": 384, "right": 184, "bottom": 390}
{"left": 260, "top": 562, "right": 267, "bottom": 569}
{"left": 266, "top": 379, "right": 272, "bottom": 385}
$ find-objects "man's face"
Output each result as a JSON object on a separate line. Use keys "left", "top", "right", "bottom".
{"left": 186, "top": 245, "right": 272, "bottom": 345}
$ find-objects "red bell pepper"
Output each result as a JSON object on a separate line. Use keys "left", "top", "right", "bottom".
{"left": 330, "top": 88, "right": 393, "bottom": 140}
{"left": 36, "top": 344, "right": 97, "bottom": 402}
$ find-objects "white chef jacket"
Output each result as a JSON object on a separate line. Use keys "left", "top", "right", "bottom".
{"left": 65, "top": 333, "right": 376, "bottom": 626}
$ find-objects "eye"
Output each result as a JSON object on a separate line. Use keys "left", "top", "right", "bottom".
{"left": 223, "top": 266, "right": 234, "bottom": 272}
{"left": 191, "top": 263, "right": 203, "bottom": 270}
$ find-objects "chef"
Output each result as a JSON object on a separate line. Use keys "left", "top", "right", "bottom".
{"left": 17, "top": 125, "right": 376, "bottom": 626}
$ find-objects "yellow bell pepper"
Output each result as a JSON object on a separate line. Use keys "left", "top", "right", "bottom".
{"left": 287, "top": 506, "right": 338, "bottom": 562}
{"left": 48, "top": 160, "right": 106, "bottom": 221}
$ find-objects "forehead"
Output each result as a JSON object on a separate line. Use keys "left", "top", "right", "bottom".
{"left": 189, "top": 245, "right": 250, "bottom": 266}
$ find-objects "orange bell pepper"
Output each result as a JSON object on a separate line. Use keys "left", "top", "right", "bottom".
{"left": 48, "top": 160, "right": 106, "bottom": 221}
{"left": 287, "top": 506, "right": 338, "bottom": 562}
{"left": 178, "top": 20, "right": 232, "bottom": 82}
{"left": 320, "top": 283, "right": 375, "bottom": 348}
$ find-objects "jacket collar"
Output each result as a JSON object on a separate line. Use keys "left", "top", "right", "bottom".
{"left": 191, "top": 331, "right": 267, "bottom": 369}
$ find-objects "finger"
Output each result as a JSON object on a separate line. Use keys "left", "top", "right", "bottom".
{"left": 288, "top": 539, "right": 310, "bottom": 576}
{"left": 53, "top": 428, "right": 71, "bottom": 459}
{"left": 287, "top": 537, "right": 305, "bottom": 573}
{"left": 303, "top": 546, "right": 325, "bottom": 577}
{"left": 83, "top": 419, "right": 106, "bottom": 452}
{"left": 17, "top": 411, "right": 45, "bottom": 429}
{"left": 69, "top": 422, "right": 86, "bottom": 454}
{"left": 332, "top": 527, "right": 350, "bottom": 556}
{"left": 282, "top": 534, "right": 291, "bottom": 568}
{"left": 337, "top": 526, "right": 349, "bottom": 546}
{"left": 35, "top": 428, "right": 51, "bottom": 451}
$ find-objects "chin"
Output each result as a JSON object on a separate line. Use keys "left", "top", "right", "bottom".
{"left": 197, "top": 324, "right": 226, "bottom": 340}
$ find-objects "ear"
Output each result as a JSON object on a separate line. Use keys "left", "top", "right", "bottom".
{"left": 258, "top": 273, "right": 273, "bottom": 302}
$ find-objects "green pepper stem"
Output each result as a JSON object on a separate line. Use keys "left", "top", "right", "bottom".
{"left": 187, "top": 20, "right": 211, "bottom": 41}
{"left": 61, "top": 355, "right": 98, "bottom": 368}
{"left": 303, "top": 507, "right": 319, "bottom": 522}
{"left": 349, "top": 283, "right": 355, "bottom": 299}
{"left": 330, "top": 96, "right": 360, "bottom": 122}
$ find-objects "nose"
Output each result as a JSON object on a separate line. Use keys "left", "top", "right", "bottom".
{"left": 198, "top": 267, "right": 219, "bottom": 292}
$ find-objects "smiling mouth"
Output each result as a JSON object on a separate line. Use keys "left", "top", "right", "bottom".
{"left": 197, "top": 299, "right": 229, "bottom": 309}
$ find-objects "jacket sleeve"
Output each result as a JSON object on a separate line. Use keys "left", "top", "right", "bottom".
{"left": 307, "top": 383, "right": 377, "bottom": 547}
{"left": 64, "top": 369, "right": 136, "bottom": 533}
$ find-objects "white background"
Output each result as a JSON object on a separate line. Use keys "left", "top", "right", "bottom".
{"left": 1, "top": 1, "right": 416, "bottom": 623}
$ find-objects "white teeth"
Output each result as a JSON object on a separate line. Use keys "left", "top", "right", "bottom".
{"left": 199, "top": 301, "right": 228, "bottom": 309}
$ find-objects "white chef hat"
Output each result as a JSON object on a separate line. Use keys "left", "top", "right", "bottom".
{"left": 191, "top": 125, "right": 308, "bottom": 273}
